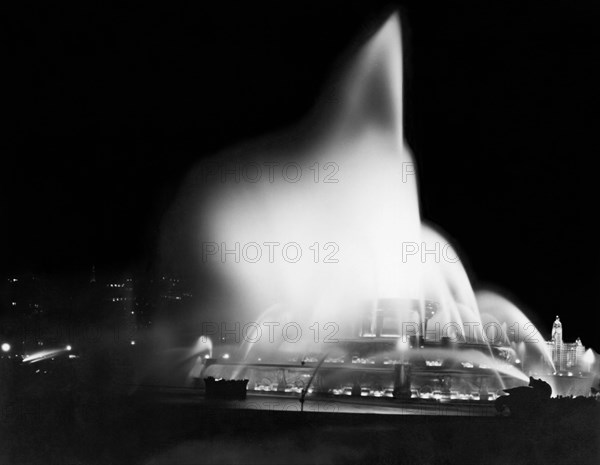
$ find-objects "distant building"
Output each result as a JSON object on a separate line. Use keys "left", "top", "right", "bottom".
{"left": 5, "top": 274, "right": 44, "bottom": 317}
{"left": 84, "top": 268, "right": 193, "bottom": 332}
{"left": 546, "top": 315, "right": 586, "bottom": 372}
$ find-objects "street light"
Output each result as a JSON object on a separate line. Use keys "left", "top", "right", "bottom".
{"left": 1, "top": 343, "right": 10, "bottom": 352}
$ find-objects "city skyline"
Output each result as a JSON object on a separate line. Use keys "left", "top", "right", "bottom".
{"left": 1, "top": 267, "right": 595, "bottom": 354}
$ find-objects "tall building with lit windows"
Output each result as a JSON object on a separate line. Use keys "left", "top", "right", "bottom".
{"left": 546, "top": 316, "right": 586, "bottom": 372}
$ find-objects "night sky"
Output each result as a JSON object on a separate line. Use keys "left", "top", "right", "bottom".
{"left": 4, "top": 2, "right": 599, "bottom": 348}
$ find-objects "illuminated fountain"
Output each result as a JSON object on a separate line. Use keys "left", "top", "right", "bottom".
{"left": 166, "top": 14, "right": 597, "bottom": 401}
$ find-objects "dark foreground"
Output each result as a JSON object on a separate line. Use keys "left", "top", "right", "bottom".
{"left": 1, "top": 352, "right": 599, "bottom": 465}
{"left": 1, "top": 384, "right": 599, "bottom": 465}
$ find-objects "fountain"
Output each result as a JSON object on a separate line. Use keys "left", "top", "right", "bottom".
{"left": 160, "top": 13, "right": 597, "bottom": 402}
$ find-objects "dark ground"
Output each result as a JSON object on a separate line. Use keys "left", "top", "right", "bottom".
{"left": 1, "top": 359, "right": 599, "bottom": 465}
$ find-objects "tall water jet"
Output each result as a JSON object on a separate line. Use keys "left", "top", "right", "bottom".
{"left": 191, "top": 14, "right": 473, "bottom": 338}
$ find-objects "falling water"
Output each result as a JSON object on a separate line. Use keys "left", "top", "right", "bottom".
{"left": 166, "top": 14, "right": 567, "bottom": 391}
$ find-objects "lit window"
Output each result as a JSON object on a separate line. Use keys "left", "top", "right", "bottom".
{"left": 426, "top": 360, "right": 443, "bottom": 367}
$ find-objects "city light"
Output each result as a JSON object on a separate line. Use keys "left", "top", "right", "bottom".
{"left": 66, "top": 345, "right": 72, "bottom": 351}
{"left": 130, "top": 340, "right": 136, "bottom": 345}
{"left": 23, "top": 349, "right": 58, "bottom": 363}
{"left": 1, "top": 343, "right": 10, "bottom": 352}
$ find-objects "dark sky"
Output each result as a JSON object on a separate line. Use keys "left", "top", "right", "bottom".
{"left": 3, "top": 1, "right": 599, "bottom": 348}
